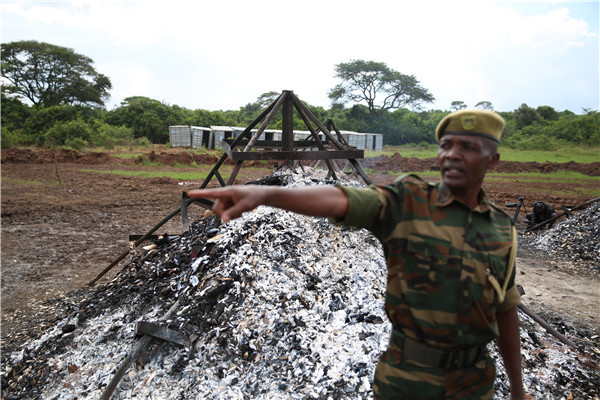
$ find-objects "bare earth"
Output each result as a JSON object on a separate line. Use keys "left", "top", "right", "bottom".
{"left": 1, "top": 149, "right": 599, "bottom": 356}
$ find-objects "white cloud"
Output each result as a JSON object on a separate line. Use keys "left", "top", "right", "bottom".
{"left": 1, "top": 0, "right": 598, "bottom": 112}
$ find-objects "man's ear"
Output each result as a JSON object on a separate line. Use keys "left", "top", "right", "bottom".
{"left": 489, "top": 152, "right": 500, "bottom": 167}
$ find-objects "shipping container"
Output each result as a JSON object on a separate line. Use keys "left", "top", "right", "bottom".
{"left": 191, "top": 126, "right": 213, "bottom": 149}
{"left": 365, "top": 133, "right": 383, "bottom": 151}
{"left": 210, "top": 126, "right": 235, "bottom": 149}
{"left": 169, "top": 125, "right": 192, "bottom": 147}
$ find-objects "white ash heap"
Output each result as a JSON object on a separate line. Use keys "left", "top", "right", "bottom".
{"left": 522, "top": 202, "right": 600, "bottom": 269}
{"left": 2, "top": 172, "right": 599, "bottom": 400}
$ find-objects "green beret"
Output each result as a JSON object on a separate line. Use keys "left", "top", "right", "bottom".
{"left": 436, "top": 110, "right": 505, "bottom": 143}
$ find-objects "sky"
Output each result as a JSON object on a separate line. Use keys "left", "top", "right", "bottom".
{"left": 1, "top": 0, "right": 598, "bottom": 114}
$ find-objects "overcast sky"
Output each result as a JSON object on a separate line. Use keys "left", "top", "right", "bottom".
{"left": 1, "top": 0, "right": 598, "bottom": 114}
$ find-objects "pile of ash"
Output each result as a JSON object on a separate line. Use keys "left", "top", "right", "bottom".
{"left": 520, "top": 202, "right": 600, "bottom": 271}
{"left": 2, "top": 172, "right": 599, "bottom": 400}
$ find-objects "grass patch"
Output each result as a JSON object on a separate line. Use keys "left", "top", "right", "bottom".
{"left": 497, "top": 147, "right": 600, "bottom": 164}
{"left": 486, "top": 170, "right": 599, "bottom": 182}
{"left": 79, "top": 169, "right": 226, "bottom": 181}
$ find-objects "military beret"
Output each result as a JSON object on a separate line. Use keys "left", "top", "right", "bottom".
{"left": 435, "top": 110, "right": 505, "bottom": 143}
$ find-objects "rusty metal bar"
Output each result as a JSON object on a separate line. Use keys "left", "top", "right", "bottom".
{"left": 517, "top": 285, "right": 577, "bottom": 349}
{"left": 135, "top": 321, "right": 188, "bottom": 347}
{"left": 100, "top": 298, "right": 182, "bottom": 399}
{"left": 346, "top": 159, "right": 373, "bottom": 185}
{"left": 291, "top": 96, "right": 339, "bottom": 180}
{"left": 227, "top": 92, "right": 288, "bottom": 185}
{"left": 282, "top": 92, "right": 294, "bottom": 152}
{"left": 518, "top": 303, "right": 577, "bottom": 349}
{"left": 326, "top": 119, "right": 350, "bottom": 147}
{"left": 201, "top": 96, "right": 282, "bottom": 188}
{"left": 289, "top": 92, "right": 346, "bottom": 150}
{"left": 200, "top": 153, "right": 230, "bottom": 189}
{"left": 87, "top": 197, "right": 214, "bottom": 287}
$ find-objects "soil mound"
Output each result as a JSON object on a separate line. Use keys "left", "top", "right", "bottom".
{"left": 1, "top": 148, "right": 122, "bottom": 164}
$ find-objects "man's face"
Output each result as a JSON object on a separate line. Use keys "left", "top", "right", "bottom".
{"left": 437, "top": 135, "right": 499, "bottom": 196}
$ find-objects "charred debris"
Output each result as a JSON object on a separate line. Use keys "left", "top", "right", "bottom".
{"left": 2, "top": 172, "right": 599, "bottom": 400}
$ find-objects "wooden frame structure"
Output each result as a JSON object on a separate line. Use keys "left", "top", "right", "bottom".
{"left": 199, "top": 90, "right": 372, "bottom": 188}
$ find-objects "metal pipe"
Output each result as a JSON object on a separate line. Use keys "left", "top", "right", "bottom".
{"left": 100, "top": 298, "right": 181, "bottom": 399}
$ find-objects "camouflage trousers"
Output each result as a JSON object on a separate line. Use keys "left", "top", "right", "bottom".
{"left": 373, "top": 332, "right": 495, "bottom": 400}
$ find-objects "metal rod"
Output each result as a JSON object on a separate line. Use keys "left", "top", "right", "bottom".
{"left": 86, "top": 197, "right": 213, "bottom": 287}
{"left": 518, "top": 303, "right": 577, "bottom": 349}
{"left": 100, "top": 298, "right": 181, "bottom": 399}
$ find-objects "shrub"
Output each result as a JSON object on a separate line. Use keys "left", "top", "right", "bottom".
{"left": 135, "top": 137, "right": 152, "bottom": 147}
{"left": 65, "top": 137, "right": 89, "bottom": 150}
{"left": 44, "top": 119, "right": 92, "bottom": 147}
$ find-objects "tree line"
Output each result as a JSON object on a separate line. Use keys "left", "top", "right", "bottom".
{"left": 1, "top": 41, "right": 598, "bottom": 150}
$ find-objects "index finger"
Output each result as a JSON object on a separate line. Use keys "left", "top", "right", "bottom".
{"left": 186, "top": 188, "right": 228, "bottom": 199}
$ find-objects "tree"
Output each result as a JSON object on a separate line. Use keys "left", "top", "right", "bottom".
{"left": 536, "top": 105, "right": 559, "bottom": 121}
{"left": 514, "top": 103, "right": 541, "bottom": 130}
{"left": 451, "top": 101, "right": 467, "bottom": 111}
{"left": 1, "top": 40, "right": 112, "bottom": 107}
{"left": 328, "top": 60, "right": 434, "bottom": 117}
{"left": 475, "top": 101, "right": 494, "bottom": 111}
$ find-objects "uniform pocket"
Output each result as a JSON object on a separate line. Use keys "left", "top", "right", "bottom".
{"left": 404, "top": 234, "right": 451, "bottom": 293}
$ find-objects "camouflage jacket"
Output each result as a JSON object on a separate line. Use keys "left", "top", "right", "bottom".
{"left": 335, "top": 175, "right": 520, "bottom": 348}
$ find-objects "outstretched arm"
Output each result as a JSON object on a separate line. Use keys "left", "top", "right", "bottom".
{"left": 187, "top": 185, "right": 349, "bottom": 222}
{"left": 496, "top": 307, "right": 526, "bottom": 400}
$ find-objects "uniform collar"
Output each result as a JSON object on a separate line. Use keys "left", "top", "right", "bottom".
{"left": 436, "top": 181, "right": 493, "bottom": 213}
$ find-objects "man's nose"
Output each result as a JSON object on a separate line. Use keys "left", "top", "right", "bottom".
{"left": 445, "top": 144, "right": 462, "bottom": 159}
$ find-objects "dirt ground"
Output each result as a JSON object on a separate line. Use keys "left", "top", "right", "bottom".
{"left": 1, "top": 148, "right": 599, "bottom": 356}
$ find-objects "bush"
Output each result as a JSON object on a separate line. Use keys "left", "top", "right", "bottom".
{"left": 90, "top": 123, "right": 134, "bottom": 148}
{"left": 1, "top": 127, "right": 25, "bottom": 148}
{"left": 135, "top": 137, "right": 152, "bottom": 147}
{"left": 44, "top": 119, "right": 92, "bottom": 147}
{"left": 65, "top": 137, "right": 89, "bottom": 150}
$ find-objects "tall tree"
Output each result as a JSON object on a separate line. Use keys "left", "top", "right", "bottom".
{"left": 514, "top": 103, "right": 541, "bottom": 130}
{"left": 451, "top": 101, "right": 467, "bottom": 111}
{"left": 328, "top": 60, "right": 434, "bottom": 117}
{"left": 1, "top": 40, "right": 111, "bottom": 107}
{"left": 475, "top": 101, "right": 494, "bottom": 111}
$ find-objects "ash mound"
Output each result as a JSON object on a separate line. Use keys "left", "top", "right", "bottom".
{"left": 3, "top": 172, "right": 389, "bottom": 399}
{"left": 520, "top": 202, "right": 600, "bottom": 272}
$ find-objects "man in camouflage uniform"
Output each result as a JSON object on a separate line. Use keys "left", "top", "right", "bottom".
{"left": 188, "top": 110, "right": 526, "bottom": 400}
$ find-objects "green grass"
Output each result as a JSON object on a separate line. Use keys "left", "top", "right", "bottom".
{"left": 367, "top": 144, "right": 599, "bottom": 163}
{"left": 79, "top": 169, "right": 222, "bottom": 181}
{"left": 486, "top": 170, "right": 599, "bottom": 181}
{"left": 497, "top": 147, "right": 600, "bottom": 163}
